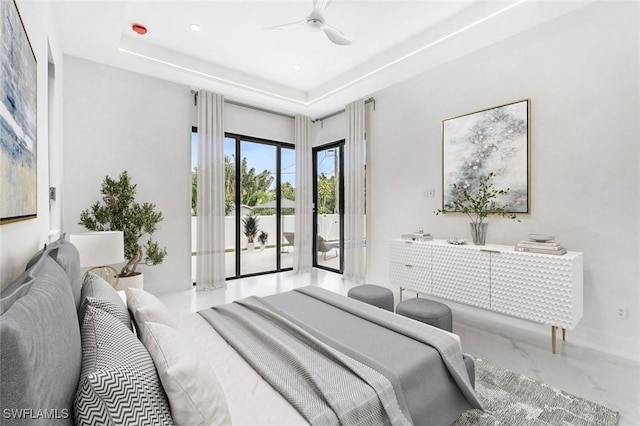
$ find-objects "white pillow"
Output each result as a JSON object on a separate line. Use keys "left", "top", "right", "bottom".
{"left": 142, "top": 321, "right": 231, "bottom": 426}
{"left": 126, "top": 288, "right": 177, "bottom": 341}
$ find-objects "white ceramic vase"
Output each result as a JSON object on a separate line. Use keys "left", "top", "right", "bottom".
{"left": 115, "top": 272, "right": 144, "bottom": 291}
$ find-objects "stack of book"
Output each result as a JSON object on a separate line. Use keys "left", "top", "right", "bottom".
{"left": 515, "top": 238, "right": 567, "bottom": 255}
{"left": 401, "top": 232, "right": 433, "bottom": 241}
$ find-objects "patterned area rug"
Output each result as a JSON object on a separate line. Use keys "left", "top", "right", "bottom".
{"left": 453, "top": 358, "right": 619, "bottom": 425}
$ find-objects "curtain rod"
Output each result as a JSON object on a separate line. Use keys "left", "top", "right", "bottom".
{"left": 226, "top": 99, "right": 295, "bottom": 120}
{"left": 311, "top": 97, "right": 375, "bottom": 124}
{"left": 190, "top": 90, "right": 375, "bottom": 123}
{"left": 190, "top": 90, "right": 295, "bottom": 119}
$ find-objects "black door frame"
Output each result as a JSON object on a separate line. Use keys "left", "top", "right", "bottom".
{"left": 226, "top": 133, "right": 295, "bottom": 279}
{"left": 312, "top": 140, "right": 345, "bottom": 273}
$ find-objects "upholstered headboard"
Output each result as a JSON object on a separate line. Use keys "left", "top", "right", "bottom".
{"left": 0, "top": 238, "right": 82, "bottom": 425}
{"left": 0, "top": 238, "right": 187, "bottom": 425}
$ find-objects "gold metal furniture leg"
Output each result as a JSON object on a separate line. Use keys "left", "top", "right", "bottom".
{"left": 551, "top": 326, "right": 557, "bottom": 354}
{"left": 562, "top": 328, "right": 566, "bottom": 341}
{"left": 399, "top": 287, "right": 403, "bottom": 302}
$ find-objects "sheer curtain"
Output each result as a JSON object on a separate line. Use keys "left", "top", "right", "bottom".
{"left": 196, "top": 91, "right": 226, "bottom": 290}
{"left": 344, "top": 99, "right": 366, "bottom": 283}
{"left": 294, "top": 114, "right": 313, "bottom": 273}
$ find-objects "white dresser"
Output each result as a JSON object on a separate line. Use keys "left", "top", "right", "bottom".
{"left": 389, "top": 238, "right": 583, "bottom": 353}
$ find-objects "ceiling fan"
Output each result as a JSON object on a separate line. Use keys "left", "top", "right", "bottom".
{"left": 264, "top": 0, "right": 352, "bottom": 46}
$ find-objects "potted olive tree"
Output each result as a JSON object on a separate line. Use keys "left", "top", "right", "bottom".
{"left": 242, "top": 214, "right": 260, "bottom": 252}
{"left": 79, "top": 171, "right": 167, "bottom": 288}
{"left": 435, "top": 172, "right": 519, "bottom": 245}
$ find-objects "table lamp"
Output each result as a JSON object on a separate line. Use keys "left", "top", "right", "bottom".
{"left": 69, "top": 231, "right": 125, "bottom": 288}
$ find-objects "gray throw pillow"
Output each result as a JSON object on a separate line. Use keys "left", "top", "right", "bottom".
{"left": 74, "top": 305, "right": 173, "bottom": 426}
{"left": 25, "top": 235, "right": 82, "bottom": 309}
{"left": 49, "top": 237, "right": 82, "bottom": 309}
{"left": 78, "top": 273, "right": 132, "bottom": 331}
{"left": 0, "top": 257, "right": 81, "bottom": 426}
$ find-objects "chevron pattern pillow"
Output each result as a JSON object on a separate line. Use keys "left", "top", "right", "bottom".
{"left": 79, "top": 273, "right": 132, "bottom": 331}
{"left": 74, "top": 304, "right": 173, "bottom": 425}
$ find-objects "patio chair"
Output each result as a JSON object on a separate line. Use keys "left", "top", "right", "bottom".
{"left": 317, "top": 236, "right": 338, "bottom": 260}
{"left": 283, "top": 232, "right": 295, "bottom": 253}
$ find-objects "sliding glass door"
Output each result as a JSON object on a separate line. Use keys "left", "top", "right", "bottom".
{"left": 192, "top": 130, "right": 294, "bottom": 282}
{"left": 313, "top": 141, "right": 344, "bottom": 273}
{"left": 226, "top": 134, "right": 295, "bottom": 278}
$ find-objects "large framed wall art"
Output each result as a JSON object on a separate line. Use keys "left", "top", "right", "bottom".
{"left": 1, "top": 0, "right": 37, "bottom": 224}
{"left": 442, "top": 99, "right": 530, "bottom": 213}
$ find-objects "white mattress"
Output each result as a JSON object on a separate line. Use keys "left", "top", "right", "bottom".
{"left": 179, "top": 313, "right": 308, "bottom": 425}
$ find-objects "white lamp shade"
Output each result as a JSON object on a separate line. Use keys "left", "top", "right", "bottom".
{"left": 69, "top": 231, "right": 125, "bottom": 267}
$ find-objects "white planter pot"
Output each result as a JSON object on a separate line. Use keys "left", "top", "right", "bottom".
{"left": 115, "top": 272, "right": 144, "bottom": 291}
{"left": 247, "top": 242, "right": 255, "bottom": 252}
{"left": 260, "top": 243, "right": 265, "bottom": 251}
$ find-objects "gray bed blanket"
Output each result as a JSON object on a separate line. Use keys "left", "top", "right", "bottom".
{"left": 200, "top": 296, "right": 411, "bottom": 426}
{"left": 199, "top": 286, "right": 483, "bottom": 426}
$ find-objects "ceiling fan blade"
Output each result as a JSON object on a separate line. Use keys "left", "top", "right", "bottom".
{"left": 313, "top": 0, "right": 332, "bottom": 13}
{"left": 323, "top": 24, "right": 352, "bottom": 45}
{"left": 263, "top": 20, "right": 305, "bottom": 31}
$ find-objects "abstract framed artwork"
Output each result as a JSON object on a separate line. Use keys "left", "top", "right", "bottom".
{"left": 442, "top": 99, "right": 530, "bottom": 213}
{"left": 1, "top": 0, "right": 37, "bottom": 224}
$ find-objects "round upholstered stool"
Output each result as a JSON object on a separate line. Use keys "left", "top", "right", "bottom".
{"left": 395, "top": 297, "right": 453, "bottom": 332}
{"left": 347, "top": 284, "right": 394, "bottom": 311}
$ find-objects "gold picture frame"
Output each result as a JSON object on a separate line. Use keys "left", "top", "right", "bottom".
{"left": 1, "top": 0, "right": 38, "bottom": 224}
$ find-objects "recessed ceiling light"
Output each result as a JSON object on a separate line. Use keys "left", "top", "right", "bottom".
{"left": 293, "top": 64, "right": 302, "bottom": 71}
{"left": 190, "top": 24, "right": 201, "bottom": 32}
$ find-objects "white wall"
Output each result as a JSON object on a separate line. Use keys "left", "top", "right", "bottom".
{"left": 0, "top": 2, "right": 65, "bottom": 290}
{"left": 63, "top": 58, "right": 297, "bottom": 294}
{"left": 225, "top": 102, "right": 294, "bottom": 144}
{"left": 312, "top": 114, "right": 346, "bottom": 148}
{"left": 367, "top": 1, "right": 639, "bottom": 360}
{"left": 63, "top": 56, "right": 193, "bottom": 294}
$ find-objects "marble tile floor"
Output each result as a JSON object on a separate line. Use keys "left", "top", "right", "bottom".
{"left": 455, "top": 316, "right": 639, "bottom": 425}
{"left": 157, "top": 269, "right": 639, "bottom": 426}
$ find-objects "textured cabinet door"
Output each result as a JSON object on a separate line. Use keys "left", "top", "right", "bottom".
{"left": 389, "top": 240, "right": 432, "bottom": 294}
{"left": 490, "top": 251, "right": 583, "bottom": 328}
{"left": 389, "top": 262, "right": 431, "bottom": 294}
{"left": 388, "top": 238, "right": 583, "bottom": 330}
{"left": 388, "top": 238, "right": 583, "bottom": 353}
{"left": 431, "top": 245, "right": 491, "bottom": 309}
{"left": 389, "top": 240, "right": 432, "bottom": 268}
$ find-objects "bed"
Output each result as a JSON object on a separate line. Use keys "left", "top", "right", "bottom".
{"left": 0, "top": 237, "right": 482, "bottom": 425}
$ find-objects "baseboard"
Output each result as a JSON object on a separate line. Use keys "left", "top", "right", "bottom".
{"left": 444, "top": 300, "right": 639, "bottom": 363}
{"left": 566, "top": 326, "right": 639, "bottom": 362}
